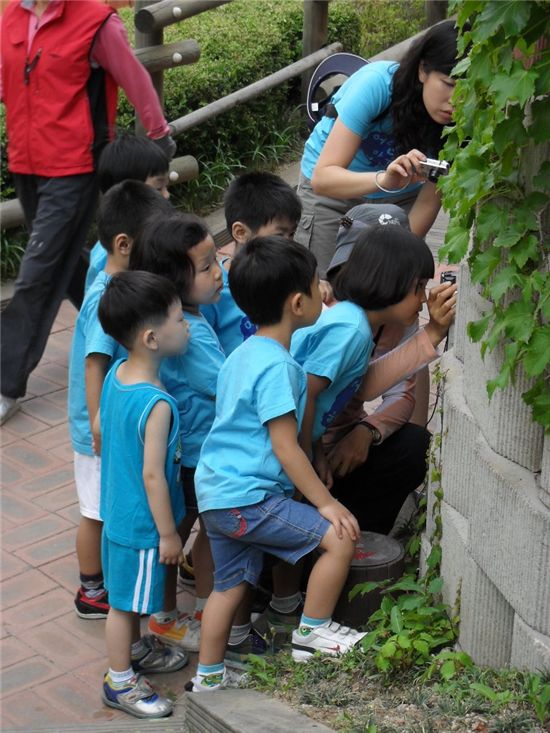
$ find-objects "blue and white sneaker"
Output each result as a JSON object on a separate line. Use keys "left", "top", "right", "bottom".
{"left": 102, "top": 673, "right": 173, "bottom": 718}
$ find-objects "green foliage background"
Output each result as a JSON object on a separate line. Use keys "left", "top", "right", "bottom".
{"left": 439, "top": 0, "right": 550, "bottom": 428}
{"left": 1, "top": 0, "right": 425, "bottom": 279}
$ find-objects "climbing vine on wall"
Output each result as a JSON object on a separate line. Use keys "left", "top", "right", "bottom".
{"left": 439, "top": 1, "right": 550, "bottom": 429}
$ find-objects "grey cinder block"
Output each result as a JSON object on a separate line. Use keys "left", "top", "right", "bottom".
{"left": 511, "top": 614, "right": 550, "bottom": 671}
{"left": 469, "top": 438, "right": 550, "bottom": 636}
{"left": 186, "top": 689, "right": 335, "bottom": 733}
{"left": 540, "top": 434, "right": 550, "bottom": 510}
{"left": 459, "top": 558, "right": 514, "bottom": 667}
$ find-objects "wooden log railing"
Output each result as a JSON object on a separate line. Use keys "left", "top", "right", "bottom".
{"left": 135, "top": 0, "right": 231, "bottom": 33}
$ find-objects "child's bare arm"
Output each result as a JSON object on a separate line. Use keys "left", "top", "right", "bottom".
{"left": 269, "top": 413, "right": 358, "bottom": 541}
{"left": 299, "top": 373, "right": 330, "bottom": 459}
{"left": 85, "top": 353, "right": 110, "bottom": 455}
{"left": 143, "top": 401, "right": 182, "bottom": 564}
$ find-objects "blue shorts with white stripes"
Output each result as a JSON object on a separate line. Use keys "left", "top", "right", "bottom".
{"left": 102, "top": 536, "right": 166, "bottom": 614}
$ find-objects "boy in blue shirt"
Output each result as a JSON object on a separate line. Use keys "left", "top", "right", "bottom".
{"left": 191, "top": 237, "right": 365, "bottom": 692}
{"left": 85, "top": 134, "right": 171, "bottom": 294}
{"left": 201, "top": 171, "right": 301, "bottom": 356}
{"left": 97, "top": 270, "right": 190, "bottom": 718}
{"left": 68, "top": 182, "right": 171, "bottom": 619}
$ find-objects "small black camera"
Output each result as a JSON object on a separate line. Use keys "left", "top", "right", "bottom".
{"left": 440, "top": 271, "right": 457, "bottom": 285}
{"left": 418, "top": 158, "right": 450, "bottom": 183}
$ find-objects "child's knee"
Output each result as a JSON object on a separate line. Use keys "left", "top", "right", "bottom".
{"left": 321, "top": 525, "right": 355, "bottom": 562}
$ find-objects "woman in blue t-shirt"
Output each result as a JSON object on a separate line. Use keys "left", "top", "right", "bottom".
{"left": 295, "top": 20, "right": 464, "bottom": 298}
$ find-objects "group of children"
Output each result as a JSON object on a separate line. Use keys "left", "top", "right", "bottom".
{"left": 67, "top": 133, "right": 456, "bottom": 719}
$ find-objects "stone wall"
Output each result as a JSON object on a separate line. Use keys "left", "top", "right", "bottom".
{"left": 422, "top": 262, "right": 550, "bottom": 671}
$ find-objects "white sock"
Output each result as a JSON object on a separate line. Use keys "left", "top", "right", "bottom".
{"left": 228, "top": 621, "right": 251, "bottom": 646}
{"left": 108, "top": 666, "right": 134, "bottom": 688}
{"left": 195, "top": 597, "right": 207, "bottom": 615}
{"left": 270, "top": 592, "right": 302, "bottom": 614}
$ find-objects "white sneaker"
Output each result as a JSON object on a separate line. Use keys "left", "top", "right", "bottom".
{"left": 147, "top": 612, "right": 201, "bottom": 652}
{"left": 187, "top": 667, "right": 246, "bottom": 693}
{"left": 0, "top": 395, "right": 19, "bottom": 426}
{"left": 291, "top": 620, "right": 366, "bottom": 662}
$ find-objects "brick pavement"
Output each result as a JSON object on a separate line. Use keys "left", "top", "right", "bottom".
{"left": 0, "top": 299, "right": 196, "bottom": 729}
{"left": 0, "top": 211, "right": 448, "bottom": 729}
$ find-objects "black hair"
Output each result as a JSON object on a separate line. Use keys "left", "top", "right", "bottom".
{"left": 129, "top": 212, "right": 211, "bottom": 304}
{"left": 229, "top": 235, "right": 317, "bottom": 326}
{"left": 389, "top": 20, "right": 468, "bottom": 156}
{"left": 96, "top": 180, "right": 172, "bottom": 253}
{"left": 97, "top": 132, "right": 169, "bottom": 194}
{"left": 332, "top": 225, "right": 434, "bottom": 310}
{"left": 224, "top": 171, "right": 302, "bottom": 235}
{"left": 98, "top": 270, "right": 180, "bottom": 350}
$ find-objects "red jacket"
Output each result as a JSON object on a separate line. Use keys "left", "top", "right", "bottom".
{"left": 1, "top": 0, "right": 118, "bottom": 176}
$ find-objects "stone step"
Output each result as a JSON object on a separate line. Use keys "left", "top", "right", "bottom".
{"left": 186, "top": 689, "right": 334, "bottom": 733}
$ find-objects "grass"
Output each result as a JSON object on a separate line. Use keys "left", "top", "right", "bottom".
{"left": 244, "top": 640, "right": 550, "bottom": 732}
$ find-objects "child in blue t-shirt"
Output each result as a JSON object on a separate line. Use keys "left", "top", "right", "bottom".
{"left": 292, "top": 221, "right": 435, "bottom": 484}
{"left": 96, "top": 270, "right": 190, "bottom": 719}
{"left": 85, "top": 134, "right": 171, "bottom": 294}
{"left": 190, "top": 236, "right": 365, "bottom": 692}
{"left": 201, "top": 171, "right": 302, "bottom": 355}
{"left": 68, "top": 181, "right": 171, "bottom": 621}
{"left": 129, "top": 212, "right": 224, "bottom": 652}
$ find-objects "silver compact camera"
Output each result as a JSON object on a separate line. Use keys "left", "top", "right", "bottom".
{"left": 417, "top": 158, "right": 450, "bottom": 182}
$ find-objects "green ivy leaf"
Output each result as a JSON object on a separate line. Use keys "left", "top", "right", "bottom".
{"left": 501, "top": 300, "right": 535, "bottom": 342}
{"left": 443, "top": 224, "right": 470, "bottom": 263}
{"left": 487, "top": 267, "right": 522, "bottom": 302}
{"left": 533, "top": 161, "right": 550, "bottom": 191}
{"left": 529, "top": 98, "right": 550, "bottom": 144}
{"left": 523, "top": 380, "right": 550, "bottom": 430}
{"left": 428, "top": 577, "right": 444, "bottom": 595}
{"left": 489, "top": 63, "right": 537, "bottom": 107}
{"left": 380, "top": 640, "right": 397, "bottom": 658}
{"left": 413, "top": 639, "right": 430, "bottom": 656}
{"left": 493, "top": 109, "right": 528, "bottom": 154}
{"left": 476, "top": 201, "right": 507, "bottom": 242}
{"left": 470, "top": 246, "right": 502, "bottom": 283}
{"left": 477, "top": 0, "right": 532, "bottom": 40}
{"left": 468, "top": 314, "right": 491, "bottom": 343}
{"left": 510, "top": 233, "right": 540, "bottom": 269}
{"left": 524, "top": 327, "right": 550, "bottom": 376}
{"left": 440, "top": 659, "right": 457, "bottom": 680}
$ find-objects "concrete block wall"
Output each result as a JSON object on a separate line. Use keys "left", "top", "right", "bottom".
{"left": 424, "top": 263, "right": 550, "bottom": 670}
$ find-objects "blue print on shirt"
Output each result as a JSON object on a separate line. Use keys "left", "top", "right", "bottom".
{"left": 360, "top": 131, "right": 395, "bottom": 168}
{"left": 240, "top": 316, "right": 257, "bottom": 340}
{"left": 322, "top": 377, "right": 362, "bottom": 429}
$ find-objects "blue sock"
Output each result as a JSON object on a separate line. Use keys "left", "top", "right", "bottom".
{"left": 198, "top": 662, "right": 224, "bottom": 676}
{"left": 299, "top": 614, "right": 330, "bottom": 634}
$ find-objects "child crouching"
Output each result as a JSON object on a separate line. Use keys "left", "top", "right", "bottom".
{"left": 191, "top": 237, "right": 365, "bottom": 692}
{"left": 97, "top": 271, "right": 190, "bottom": 718}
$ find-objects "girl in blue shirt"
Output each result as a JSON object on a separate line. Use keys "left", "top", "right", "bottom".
{"left": 295, "top": 20, "right": 465, "bottom": 293}
{"left": 129, "top": 212, "right": 224, "bottom": 653}
{"left": 292, "top": 221, "right": 434, "bottom": 486}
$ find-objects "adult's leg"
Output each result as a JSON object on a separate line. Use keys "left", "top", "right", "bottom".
{"left": 331, "top": 423, "right": 431, "bottom": 534}
{"left": 1, "top": 173, "right": 99, "bottom": 398}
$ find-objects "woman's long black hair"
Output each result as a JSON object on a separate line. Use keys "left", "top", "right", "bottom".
{"left": 389, "top": 20, "right": 467, "bottom": 157}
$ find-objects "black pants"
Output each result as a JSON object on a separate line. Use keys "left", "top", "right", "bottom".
{"left": 331, "top": 423, "right": 431, "bottom": 535}
{"left": 1, "top": 173, "right": 98, "bottom": 398}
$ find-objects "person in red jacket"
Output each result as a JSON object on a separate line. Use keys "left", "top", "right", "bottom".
{"left": 0, "top": 0, "right": 176, "bottom": 424}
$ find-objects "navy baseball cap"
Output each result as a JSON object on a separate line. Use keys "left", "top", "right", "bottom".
{"left": 326, "top": 204, "right": 410, "bottom": 279}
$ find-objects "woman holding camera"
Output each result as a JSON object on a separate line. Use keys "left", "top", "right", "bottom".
{"left": 295, "top": 20, "right": 464, "bottom": 298}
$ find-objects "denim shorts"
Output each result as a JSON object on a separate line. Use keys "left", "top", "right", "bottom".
{"left": 202, "top": 494, "right": 330, "bottom": 592}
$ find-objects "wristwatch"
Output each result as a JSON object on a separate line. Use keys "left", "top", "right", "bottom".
{"left": 356, "top": 421, "right": 382, "bottom": 445}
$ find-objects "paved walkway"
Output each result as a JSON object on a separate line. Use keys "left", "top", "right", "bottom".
{"left": 0, "top": 208, "right": 449, "bottom": 730}
{"left": 0, "top": 302, "right": 196, "bottom": 729}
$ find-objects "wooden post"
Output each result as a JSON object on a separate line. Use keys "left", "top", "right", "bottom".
{"left": 135, "top": 39, "right": 200, "bottom": 73}
{"left": 425, "top": 0, "right": 448, "bottom": 25}
{"left": 135, "top": 0, "right": 164, "bottom": 135}
{"left": 301, "top": 0, "right": 329, "bottom": 102}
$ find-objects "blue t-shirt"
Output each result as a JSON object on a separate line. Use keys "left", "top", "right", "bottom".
{"left": 301, "top": 61, "right": 421, "bottom": 200}
{"left": 68, "top": 271, "right": 126, "bottom": 456}
{"left": 161, "top": 312, "right": 225, "bottom": 468}
{"left": 85, "top": 241, "right": 108, "bottom": 295}
{"left": 291, "top": 301, "right": 373, "bottom": 442}
{"left": 195, "top": 336, "right": 307, "bottom": 513}
{"left": 200, "top": 261, "right": 257, "bottom": 356}
{"left": 99, "top": 360, "right": 185, "bottom": 549}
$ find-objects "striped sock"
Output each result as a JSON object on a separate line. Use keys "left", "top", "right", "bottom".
{"left": 197, "top": 662, "right": 225, "bottom": 688}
